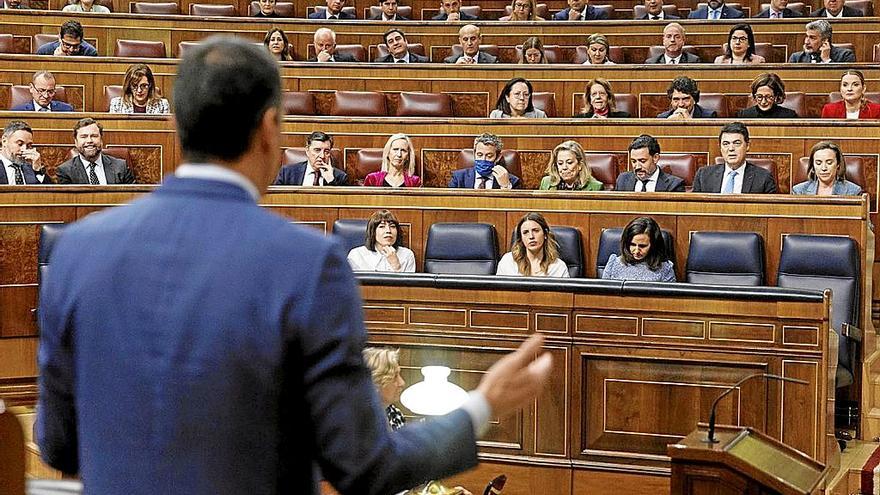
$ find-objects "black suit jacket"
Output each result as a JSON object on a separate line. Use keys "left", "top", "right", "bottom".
{"left": 788, "top": 45, "right": 855, "bottom": 63}
{"left": 56, "top": 154, "right": 135, "bottom": 184}
{"left": 443, "top": 51, "right": 498, "bottom": 64}
{"left": 691, "top": 162, "right": 776, "bottom": 193}
{"left": 754, "top": 7, "right": 803, "bottom": 17}
{"left": 307, "top": 10, "right": 356, "bottom": 18}
{"left": 636, "top": 11, "right": 680, "bottom": 19}
{"left": 0, "top": 160, "right": 51, "bottom": 184}
{"left": 552, "top": 5, "right": 609, "bottom": 19}
{"left": 431, "top": 10, "right": 478, "bottom": 19}
{"left": 616, "top": 170, "right": 686, "bottom": 192}
{"left": 274, "top": 161, "right": 348, "bottom": 186}
{"left": 308, "top": 52, "right": 359, "bottom": 62}
{"left": 658, "top": 103, "right": 716, "bottom": 118}
{"left": 736, "top": 105, "right": 799, "bottom": 118}
{"left": 368, "top": 13, "right": 410, "bottom": 19}
{"left": 810, "top": 5, "right": 863, "bottom": 16}
{"left": 688, "top": 4, "right": 744, "bottom": 18}
{"left": 645, "top": 51, "right": 702, "bottom": 64}
{"left": 375, "top": 52, "right": 428, "bottom": 63}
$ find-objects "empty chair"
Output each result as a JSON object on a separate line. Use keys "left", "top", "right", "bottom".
{"left": 685, "top": 231, "right": 764, "bottom": 286}
{"left": 843, "top": 0, "right": 872, "bottom": 15}
{"left": 697, "top": 93, "right": 726, "bottom": 118}
{"left": 329, "top": 91, "right": 387, "bottom": 117}
{"left": 584, "top": 153, "right": 617, "bottom": 190}
{"left": 0, "top": 34, "right": 14, "bottom": 54}
{"left": 103, "top": 85, "right": 123, "bottom": 111}
{"left": 552, "top": 226, "right": 583, "bottom": 277}
{"left": 10, "top": 85, "right": 68, "bottom": 109}
{"left": 353, "top": 149, "right": 384, "bottom": 184}
{"left": 777, "top": 234, "right": 860, "bottom": 390}
{"left": 614, "top": 93, "right": 637, "bottom": 117}
{"left": 115, "top": 39, "right": 166, "bottom": 58}
{"left": 189, "top": 3, "right": 237, "bottom": 15}
{"left": 596, "top": 227, "right": 674, "bottom": 277}
{"left": 396, "top": 92, "right": 452, "bottom": 117}
{"left": 532, "top": 93, "right": 556, "bottom": 118}
{"left": 424, "top": 223, "right": 498, "bottom": 275}
{"left": 332, "top": 219, "right": 369, "bottom": 255}
{"left": 132, "top": 2, "right": 178, "bottom": 13}
{"left": 249, "top": 0, "right": 294, "bottom": 15}
{"left": 459, "top": 5, "right": 481, "bottom": 16}
{"left": 657, "top": 153, "right": 698, "bottom": 190}
{"left": 282, "top": 91, "right": 316, "bottom": 115}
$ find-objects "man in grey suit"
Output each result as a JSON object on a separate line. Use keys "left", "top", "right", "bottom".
{"left": 788, "top": 19, "right": 855, "bottom": 63}
{"left": 37, "top": 36, "right": 552, "bottom": 494}
{"left": 56, "top": 118, "right": 135, "bottom": 184}
{"left": 616, "top": 134, "right": 685, "bottom": 192}
{"left": 692, "top": 122, "right": 777, "bottom": 194}
{"left": 309, "top": 28, "right": 359, "bottom": 62}
{"left": 810, "top": 0, "right": 863, "bottom": 16}
{"left": 754, "top": 0, "right": 804, "bottom": 17}
{"left": 376, "top": 29, "right": 428, "bottom": 63}
{"left": 444, "top": 24, "right": 498, "bottom": 64}
{"left": 645, "top": 23, "right": 701, "bottom": 63}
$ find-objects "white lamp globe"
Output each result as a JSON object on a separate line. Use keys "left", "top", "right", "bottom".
{"left": 400, "top": 366, "right": 469, "bottom": 416}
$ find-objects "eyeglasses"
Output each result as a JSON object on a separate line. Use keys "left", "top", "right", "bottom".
{"left": 130, "top": 83, "right": 151, "bottom": 92}
{"left": 753, "top": 94, "right": 775, "bottom": 102}
{"left": 510, "top": 91, "right": 530, "bottom": 99}
{"left": 730, "top": 35, "right": 749, "bottom": 42}
{"left": 60, "top": 39, "right": 81, "bottom": 50}
{"left": 30, "top": 85, "right": 56, "bottom": 96}
{"left": 513, "top": 2, "right": 530, "bottom": 8}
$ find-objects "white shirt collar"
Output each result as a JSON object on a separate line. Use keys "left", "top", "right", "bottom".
{"left": 648, "top": 11, "right": 664, "bottom": 18}
{"left": 826, "top": 8, "right": 843, "bottom": 16}
{"left": 708, "top": 5, "right": 722, "bottom": 15}
{"left": 664, "top": 53, "right": 681, "bottom": 63}
{"left": 174, "top": 163, "right": 261, "bottom": 201}
{"left": 393, "top": 52, "right": 410, "bottom": 62}
{"left": 32, "top": 99, "right": 50, "bottom": 111}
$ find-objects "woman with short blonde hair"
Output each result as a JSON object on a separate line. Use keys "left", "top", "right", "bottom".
{"left": 362, "top": 347, "right": 406, "bottom": 430}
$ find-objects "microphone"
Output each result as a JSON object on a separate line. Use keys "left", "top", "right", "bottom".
{"left": 703, "top": 373, "right": 808, "bottom": 444}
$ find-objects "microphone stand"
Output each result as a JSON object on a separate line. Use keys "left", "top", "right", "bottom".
{"left": 703, "top": 372, "right": 808, "bottom": 444}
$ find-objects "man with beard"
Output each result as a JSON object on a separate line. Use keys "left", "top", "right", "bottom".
{"left": 0, "top": 120, "right": 52, "bottom": 184}
{"left": 56, "top": 118, "right": 135, "bottom": 184}
{"left": 615, "top": 134, "right": 685, "bottom": 192}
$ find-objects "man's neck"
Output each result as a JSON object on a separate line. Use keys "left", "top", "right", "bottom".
{"left": 726, "top": 161, "right": 745, "bottom": 171}
{"left": 666, "top": 51, "right": 681, "bottom": 59}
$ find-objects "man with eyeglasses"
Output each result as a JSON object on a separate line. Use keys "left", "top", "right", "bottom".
{"left": 636, "top": 0, "right": 680, "bottom": 19}
{"left": 691, "top": 122, "right": 776, "bottom": 194}
{"left": 12, "top": 71, "right": 74, "bottom": 112}
{"left": 36, "top": 20, "right": 98, "bottom": 56}
{"left": 0, "top": 121, "right": 51, "bottom": 184}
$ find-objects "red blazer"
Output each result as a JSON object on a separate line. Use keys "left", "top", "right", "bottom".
{"left": 821, "top": 100, "right": 880, "bottom": 119}
{"left": 363, "top": 171, "right": 422, "bottom": 187}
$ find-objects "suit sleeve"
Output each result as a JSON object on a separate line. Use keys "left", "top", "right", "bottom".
{"left": 448, "top": 171, "right": 462, "bottom": 188}
{"left": 55, "top": 165, "right": 74, "bottom": 185}
{"left": 595, "top": 8, "right": 609, "bottom": 19}
{"left": 669, "top": 176, "right": 686, "bottom": 192}
{"left": 332, "top": 170, "right": 349, "bottom": 186}
{"left": 691, "top": 168, "right": 705, "bottom": 192}
{"left": 120, "top": 161, "right": 136, "bottom": 184}
{"left": 760, "top": 172, "right": 778, "bottom": 193}
{"left": 294, "top": 245, "right": 477, "bottom": 495}
{"left": 510, "top": 174, "right": 522, "bottom": 189}
{"left": 273, "top": 167, "right": 287, "bottom": 185}
{"left": 840, "top": 50, "right": 856, "bottom": 62}
{"left": 615, "top": 174, "right": 627, "bottom": 190}
{"left": 821, "top": 103, "right": 834, "bottom": 118}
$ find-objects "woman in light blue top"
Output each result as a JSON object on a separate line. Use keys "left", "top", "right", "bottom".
{"left": 602, "top": 217, "right": 675, "bottom": 282}
{"left": 791, "top": 141, "right": 862, "bottom": 196}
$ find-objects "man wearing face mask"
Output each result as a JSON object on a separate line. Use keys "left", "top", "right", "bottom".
{"left": 449, "top": 133, "right": 521, "bottom": 189}
{"left": 274, "top": 131, "right": 349, "bottom": 186}
{"left": 615, "top": 134, "right": 685, "bottom": 192}
{"left": 0, "top": 120, "right": 52, "bottom": 184}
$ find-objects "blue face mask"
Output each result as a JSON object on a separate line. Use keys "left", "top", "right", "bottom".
{"left": 474, "top": 159, "right": 495, "bottom": 178}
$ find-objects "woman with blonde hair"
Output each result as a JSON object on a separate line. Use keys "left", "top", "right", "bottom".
{"left": 581, "top": 33, "right": 615, "bottom": 65}
{"left": 821, "top": 70, "right": 880, "bottom": 119}
{"left": 539, "top": 140, "right": 603, "bottom": 191}
{"left": 109, "top": 64, "right": 170, "bottom": 114}
{"left": 362, "top": 347, "right": 407, "bottom": 430}
{"left": 500, "top": 0, "right": 544, "bottom": 20}
{"left": 497, "top": 212, "right": 569, "bottom": 277}
{"left": 363, "top": 134, "right": 421, "bottom": 187}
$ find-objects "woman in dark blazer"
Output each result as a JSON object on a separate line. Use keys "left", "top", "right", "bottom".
{"left": 736, "top": 73, "right": 798, "bottom": 118}
{"left": 821, "top": 70, "right": 880, "bottom": 120}
{"left": 575, "top": 78, "right": 630, "bottom": 118}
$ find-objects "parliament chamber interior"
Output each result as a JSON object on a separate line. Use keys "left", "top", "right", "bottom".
{"left": 0, "top": 0, "right": 879, "bottom": 493}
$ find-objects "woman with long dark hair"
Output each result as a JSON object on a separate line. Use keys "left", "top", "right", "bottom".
{"left": 601, "top": 217, "right": 675, "bottom": 281}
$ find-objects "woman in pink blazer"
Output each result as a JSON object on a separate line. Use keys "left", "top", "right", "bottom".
{"left": 363, "top": 133, "right": 423, "bottom": 187}
{"left": 821, "top": 70, "right": 880, "bottom": 119}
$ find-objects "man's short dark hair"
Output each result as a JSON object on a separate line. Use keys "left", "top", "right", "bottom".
{"left": 173, "top": 37, "right": 281, "bottom": 163}
{"left": 73, "top": 118, "right": 103, "bottom": 138}
{"left": 59, "top": 20, "right": 84, "bottom": 40}
{"left": 306, "top": 131, "right": 333, "bottom": 147}
{"left": 383, "top": 28, "right": 406, "bottom": 45}
{"left": 666, "top": 76, "right": 700, "bottom": 101}
{"left": 628, "top": 134, "right": 660, "bottom": 155}
{"left": 719, "top": 121, "right": 750, "bottom": 142}
{"left": 3, "top": 120, "right": 32, "bottom": 140}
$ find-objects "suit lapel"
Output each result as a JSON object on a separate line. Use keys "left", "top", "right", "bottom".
{"left": 102, "top": 155, "right": 116, "bottom": 184}
{"left": 74, "top": 156, "right": 90, "bottom": 184}
{"left": 0, "top": 164, "right": 8, "bottom": 184}
{"left": 655, "top": 171, "right": 669, "bottom": 191}
{"left": 710, "top": 165, "right": 725, "bottom": 192}
{"left": 740, "top": 163, "right": 755, "bottom": 193}
{"left": 292, "top": 164, "right": 306, "bottom": 185}
{"left": 465, "top": 168, "right": 476, "bottom": 188}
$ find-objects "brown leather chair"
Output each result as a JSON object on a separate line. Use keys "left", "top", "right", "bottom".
{"left": 502, "top": 3, "right": 548, "bottom": 17}
{"left": 759, "top": 1, "right": 806, "bottom": 13}
{"left": 449, "top": 44, "right": 499, "bottom": 59}
{"left": 177, "top": 41, "right": 203, "bottom": 57}
{"left": 633, "top": 3, "right": 679, "bottom": 17}
{"left": 33, "top": 34, "right": 57, "bottom": 54}
{"left": 396, "top": 92, "right": 452, "bottom": 117}
{"left": 354, "top": 148, "right": 384, "bottom": 184}
{"left": 745, "top": 91, "right": 804, "bottom": 117}
{"left": 115, "top": 39, "right": 166, "bottom": 58}
{"left": 189, "top": 3, "right": 237, "bottom": 15}
{"left": 249, "top": 0, "right": 294, "bottom": 15}
{"left": 103, "top": 85, "right": 123, "bottom": 111}
{"left": 329, "top": 91, "right": 387, "bottom": 117}
{"left": 698, "top": 93, "right": 726, "bottom": 118}
{"left": 457, "top": 149, "right": 521, "bottom": 180}
{"left": 375, "top": 43, "right": 426, "bottom": 60}
{"left": 368, "top": 5, "right": 412, "bottom": 17}
{"left": 614, "top": 93, "right": 637, "bottom": 117}
{"left": 335, "top": 44, "right": 367, "bottom": 62}
{"left": 647, "top": 44, "right": 699, "bottom": 61}
{"left": 10, "top": 85, "right": 68, "bottom": 109}
{"left": 283, "top": 91, "right": 316, "bottom": 115}
{"left": 584, "top": 153, "right": 617, "bottom": 190}
{"left": 714, "top": 156, "right": 776, "bottom": 183}
{"left": 0, "top": 34, "right": 14, "bottom": 54}
{"left": 795, "top": 155, "right": 866, "bottom": 189}
{"left": 828, "top": 92, "right": 880, "bottom": 105}
{"left": 657, "top": 153, "right": 698, "bottom": 189}
{"left": 94, "top": 0, "right": 113, "bottom": 9}
{"left": 283, "top": 147, "right": 343, "bottom": 167}
{"left": 0, "top": 400, "right": 25, "bottom": 495}
{"left": 874, "top": 43, "right": 880, "bottom": 63}
{"left": 532, "top": 93, "right": 556, "bottom": 118}
{"left": 460, "top": 5, "right": 481, "bottom": 16}
{"left": 132, "top": 2, "right": 178, "bottom": 13}
{"left": 516, "top": 44, "right": 562, "bottom": 63}
{"left": 311, "top": 5, "right": 357, "bottom": 16}
{"left": 844, "top": 0, "right": 872, "bottom": 15}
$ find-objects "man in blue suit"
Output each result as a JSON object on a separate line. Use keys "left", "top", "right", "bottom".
{"left": 12, "top": 71, "right": 74, "bottom": 112}
{"left": 449, "top": 133, "right": 521, "bottom": 189}
{"left": 35, "top": 20, "right": 98, "bottom": 56}
{"left": 615, "top": 134, "right": 685, "bottom": 192}
{"left": 274, "top": 131, "right": 348, "bottom": 185}
{"left": 37, "top": 36, "right": 552, "bottom": 495}
{"left": 687, "top": 0, "right": 744, "bottom": 18}
{"left": 552, "top": 0, "right": 608, "bottom": 19}
{"left": 307, "top": 0, "right": 355, "bottom": 18}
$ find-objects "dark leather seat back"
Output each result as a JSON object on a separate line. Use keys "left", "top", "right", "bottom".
{"left": 698, "top": 93, "right": 726, "bottom": 117}
{"left": 132, "top": 2, "right": 178, "bottom": 13}
{"left": 396, "top": 92, "right": 452, "bottom": 117}
{"left": 283, "top": 147, "right": 343, "bottom": 168}
{"left": 532, "top": 92, "right": 556, "bottom": 117}
{"left": 282, "top": 91, "right": 316, "bottom": 115}
{"left": 334, "top": 44, "right": 367, "bottom": 62}
{"left": 0, "top": 34, "right": 14, "bottom": 54}
{"left": 10, "top": 85, "right": 68, "bottom": 109}
{"left": 777, "top": 234, "right": 859, "bottom": 386}
{"left": 332, "top": 219, "right": 368, "bottom": 255}
{"left": 354, "top": 148, "right": 384, "bottom": 184}
{"left": 552, "top": 226, "right": 583, "bottom": 278}
{"left": 843, "top": 0, "right": 872, "bottom": 15}
{"left": 614, "top": 93, "right": 636, "bottom": 116}
{"left": 115, "top": 39, "right": 166, "bottom": 58}
{"left": 190, "top": 3, "right": 237, "bottom": 15}
{"left": 658, "top": 153, "right": 697, "bottom": 189}
{"left": 33, "top": 34, "right": 57, "bottom": 53}
{"left": 330, "top": 91, "right": 387, "bottom": 117}
{"left": 686, "top": 231, "right": 764, "bottom": 286}
{"left": 249, "top": 0, "right": 294, "bottom": 15}
{"left": 103, "top": 85, "right": 123, "bottom": 111}
{"left": 794, "top": 155, "right": 865, "bottom": 189}
{"left": 39, "top": 224, "right": 66, "bottom": 285}
{"left": 424, "top": 223, "right": 498, "bottom": 275}
{"left": 585, "top": 153, "right": 617, "bottom": 190}
{"left": 596, "top": 227, "right": 674, "bottom": 277}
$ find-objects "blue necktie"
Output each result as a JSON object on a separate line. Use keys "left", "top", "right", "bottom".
{"left": 711, "top": 9, "right": 719, "bottom": 19}
{"left": 722, "top": 170, "right": 737, "bottom": 194}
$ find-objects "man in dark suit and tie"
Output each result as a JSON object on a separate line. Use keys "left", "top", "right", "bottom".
{"left": 810, "top": 0, "right": 863, "bottom": 16}
{"left": 443, "top": 24, "right": 499, "bottom": 64}
{"left": 688, "top": 0, "right": 744, "bottom": 18}
{"left": 307, "top": 0, "right": 355, "bottom": 18}
{"left": 36, "top": 36, "right": 552, "bottom": 495}
{"left": 552, "top": 0, "right": 608, "bottom": 19}
{"left": 12, "top": 71, "right": 74, "bottom": 112}
{"left": 274, "top": 131, "right": 348, "bottom": 185}
{"left": 657, "top": 76, "right": 716, "bottom": 119}
{"left": 636, "top": 0, "right": 680, "bottom": 19}
{"left": 616, "top": 134, "right": 685, "bottom": 192}
{"left": 55, "top": 118, "right": 135, "bottom": 184}
{"left": 0, "top": 120, "right": 52, "bottom": 184}
{"left": 449, "top": 133, "right": 521, "bottom": 189}
{"left": 754, "top": 0, "right": 803, "bottom": 17}
{"left": 375, "top": 29, "right": 428, "bottom": 63}
{"left": 432, "top": 0, "right": 478, "bottom": 20}
{"left": 692, "top": 122, "right": 776, "bottom": 194}
{"left": 369, "top": 0, "right": 410, "bottom": 19}
{"left": 309, "top": 27, "right": 358, "bottom": 62}
{"left": 645, "top": 23, "right": 701, "bottom": 63}
{"left": 788, "top": 19, "right": 856, "bottom": 63}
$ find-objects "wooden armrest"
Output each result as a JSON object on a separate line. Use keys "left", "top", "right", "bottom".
{"left": 842, "top": 322, "right": 862, "bottom": 342}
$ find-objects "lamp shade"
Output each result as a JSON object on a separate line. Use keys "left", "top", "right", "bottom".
{"left": 400, "top": 366, "right": 468, "bottom": 416}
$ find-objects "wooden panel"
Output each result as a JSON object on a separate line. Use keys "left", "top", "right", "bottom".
{"left": 573, "top": 469, "right": 670, "bottom": 495}
{"left": 443, "top": 460, "right": 573, "bottom": 495}
{"left": 575, "top": 314, "right": 638, "bottom": 336}
{"left": 642, "top": 318, "right": 706, "bottom": 339}
{"left": 782, "top": 326, "right": 820, "bottom": 347}
{"left": 709, "top": 322, "right": 775, "bottom": 344}
{"left": 0, "top": 285, "right": 38, "bottom": 338}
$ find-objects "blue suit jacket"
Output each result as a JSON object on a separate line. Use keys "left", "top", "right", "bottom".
{"left": 552, "top": 5, "right": 608, "bottom": 19}
{"left": 615, "top": 170, "right": 686, "bottom": 192}
{"left": 449, "top": 167, "right": 522, "bottom": 189}
{"left": 688, "top": 4, "right": 744, "bottom": 18}
{"left": 791, "top": 179, "right": 862, "bottom": 196}
{"left": 11, "top": 99, "right": 74, "bottom": 112}
{"left": 307, "top": 9, "right": 355, "bottom": 18}
{"left": 37, "top": 176, "right": 478, "bottom": 494}
{"left": 35, "top": 39, "right": 98, "bottom": 56}
{"left": 0, "top": 160, "right": 47, "bottom": 184}
{"left": 273, "top": 161, "right": 349, "bottom": 185}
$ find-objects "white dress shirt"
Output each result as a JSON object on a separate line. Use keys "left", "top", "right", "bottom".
{"left": 721, "top": 164, "right": 745, "bottom": 194}
{"left": 664, "top": 54, "right": 682, "bottom": 63}
{"left": 347, "top": 245, "right": 416, "bottom": 272}
{"left": 302, "top": 166, "right": 332, "bottom": 186}
{"left": 707, "top": 6, "right": 722, "bottom": 18}
{"left": 2, "top": 155, "right": 47, "bottom": 184}
{"left": 496, "top": 253, "right": 570, "bottom": 277}
{"left": 79, "top": 154, "right": 108, "bottom": 185}
{"left": 32, "top": 99, "right": 51, "bottom": 112}
{"left": 635, "top": 166, "right": 661, "bottom": 192}
{"left": 825, "top": 9, "right": 843, "bottom": 17}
